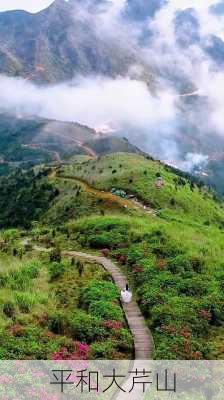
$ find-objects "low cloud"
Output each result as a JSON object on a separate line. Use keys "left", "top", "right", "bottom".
{"left": 179, "top": 153, "right": 209, "bottom": 173}
{"left": 0, "top": 74, "right": 179, "bottom": 157}
{"left": 1, "top": 0, "right": 224, "bottom": 172}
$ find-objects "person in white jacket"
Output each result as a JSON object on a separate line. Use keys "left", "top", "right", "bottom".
{"left": 121, "top": 284, "right": 132, "bottom": 303}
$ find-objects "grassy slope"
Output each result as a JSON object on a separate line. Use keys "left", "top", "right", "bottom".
{"left": 50, "top": 152, "right": 224, "bottom": 359}
{"left": 0, "top": 152, "right": 223, "bottom": 360}
{"left": 61, "top": 153, "right": 224, "bottom": 226}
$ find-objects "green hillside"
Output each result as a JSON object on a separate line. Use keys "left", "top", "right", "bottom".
{"left": 50, "top": 153, "right": 224, "bottom": 359}
{"left": 0, "top": 114, "right": 143, "bottom": 177}
{"left": 60, "top": 153, "right": 224, "bottom": 226}
{"left": 0, "top": 152, "right": 223, "bottom": 359}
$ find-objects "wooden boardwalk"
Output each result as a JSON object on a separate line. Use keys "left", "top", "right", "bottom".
{"left": 63, "top": 251, "right": 154, "bottom": 360}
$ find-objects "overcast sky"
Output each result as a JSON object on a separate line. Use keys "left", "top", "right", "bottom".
{"left": 0, "top": 0, "right": 55, "bottom": 13}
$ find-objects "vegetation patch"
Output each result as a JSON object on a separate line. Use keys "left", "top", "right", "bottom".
{"left": 69, "top": 214, "right": 224, "bottom": 359}
{"left": 0, "top": 252, "right": 133, "bottom": 359}
{"left": 0, "top": 151, "right": 224, "bottom": 360}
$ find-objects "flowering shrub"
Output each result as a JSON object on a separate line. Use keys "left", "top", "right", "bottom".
{"left": 180, "top": 327, "right": 191, "bottom": 339}
{"left": 52, "top": 341, "right": 89, "bottom": 360}
{"left": 69, "top": 311, "right": 103, "bottom": 342}
{"left": 114, "top": 253, "right": 127, "bottom": 264}
{"left": 101, "top": 248, "right": 110, "bottom": 257}
{"left": 191, "top": 351, "right": 202, "bottom": 360}
{"left": 9, "top": 324, "right": 25, "bottom": 337}
{"left": 132, "top": 264, "right": 143, "bottom": 273}
{"left": 0, "top": 375, "right": 13, "bottom": 385}
{"left": 161, "top": 324, "right": 177, "bottom": 335}
{"left": 103, "top": 320, "right": 122, "bottom": 330}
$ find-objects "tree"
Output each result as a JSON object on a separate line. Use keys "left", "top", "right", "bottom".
{"left": 50, "top": 247, "right": 61, "bottom": 263}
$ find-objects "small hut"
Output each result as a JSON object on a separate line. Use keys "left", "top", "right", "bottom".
{"left": 155, "top": 176, "right": 164, "bottom": 189}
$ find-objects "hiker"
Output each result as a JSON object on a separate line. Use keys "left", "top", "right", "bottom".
{"left": 121, "top": 283, "right": 132, "bottom": 303}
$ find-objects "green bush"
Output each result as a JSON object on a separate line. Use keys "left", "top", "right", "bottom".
{"left": 139, "top": 285, "right": 168, "bottom": 315}
{"left": 0, "top": 273, "right": 7, "bottom": 288}
{"left": 191, "top": 256, "right": 205, "bottom": 273}
{"left": 49, "top": 247, "right": 61, "bottom": 263}
{"left": 89, "top": 300, "right": 123, "bottom": 321}
{"left": 3, "top": 301, "right": 15, "bottom": 318}
{"left": 90, "top": 340, "right": 115, "bottom": 359}
{"left": 14, "top": 292, "right": 37, "bottom": 313}
{"left": 22, "top": 263, "right": 40, "bottom": 279}
{"left": 48, "top": 311, "right": 68, "bottom": 334}
{"left": 81, "top": 281, "right": 118, "bottom": 308}
{"left": 48, "top": 262, "right": 65, "bottom": 281}
{"left": 151, "top": 296, "right": 210, "bottom": 335}
{"left": 87, "top": 231, "right": 126, "bottom": 249}
{"left": 167, "top": 255, "right": 192, "bottom": 274}
{"left": 117, "top": 328, "right": 133, "bottom": 352}
{"left": 177, "top": 277, "right": 208, "bottom": 296}
{"left": 2, "top": 229, "right": 20, "bottom": 242}
{"left": 0, "top": 327, "right": 65, "bottom": 359}
{"left": 201, "top": 293, "right": 224, "bottom": 326}
{"left": 71, "top": 217, "right": 129, "bottom": 249}
{"left": 126, "top": 245, "right": 144, "bottom": 264}
{"left": 69, "top": 311, "right": 105, "bottom": 343}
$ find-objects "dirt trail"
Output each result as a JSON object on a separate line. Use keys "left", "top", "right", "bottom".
{"left": 54, "top": 172, "right": 156, "bottom": 215}
{"left": 63, "top": 250, "right": 154, "bottom": 360}
{"left": 72, "top": 139, "right": 97, "bottom": 158}
{"left": 178, "top": 89, "right": 201, "bottom": 98}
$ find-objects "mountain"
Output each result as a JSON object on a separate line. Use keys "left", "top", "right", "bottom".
{"left": 210, "top": 1, "right": 224, "bottom": 15}
{"left": 0, "top": 0, "right": 139, "bottom": 83}
{"left": 0, "top": 113, "right": 96, "bottom": 162}
{"left": 124, "top": 0, "right": 167, "bottom": 21}
{"left": 1, "top": 0, "right": 224, "bottom": 196}
{"left": 204, "top": 35, "right": 224, "bottom": 65}
{"left": 174, "top": 8, "right": 200, "bottom": 47}
{"left": 0, "top": 113, "right": 143, "bottom": 177}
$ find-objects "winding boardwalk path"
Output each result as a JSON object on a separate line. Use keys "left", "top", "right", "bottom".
{"left": 63, "top": 250, "right": 154, "bottom": 360}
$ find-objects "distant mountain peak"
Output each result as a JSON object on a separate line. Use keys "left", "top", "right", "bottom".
{"left": 50, "top": 0, "right": 68, "bottom": 6}
{"left": 46, "top": 0, "right": 71, "bottom": 12}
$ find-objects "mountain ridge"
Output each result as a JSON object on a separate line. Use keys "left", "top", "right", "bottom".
{"left": 0, "top": 0, "right": 140, "bottom": 83}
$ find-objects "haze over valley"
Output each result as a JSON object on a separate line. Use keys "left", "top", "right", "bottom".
{"left": 0, "top": 0, "right": 224, "bottom": 195}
